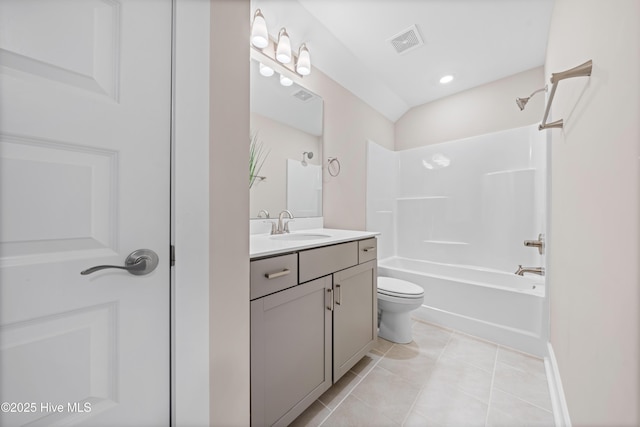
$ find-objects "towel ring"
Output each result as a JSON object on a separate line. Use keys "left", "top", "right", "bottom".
{"left": 328, "top": 157, "right": 341, "bottom": 177}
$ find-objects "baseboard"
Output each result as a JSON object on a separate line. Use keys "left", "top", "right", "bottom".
{"left": 545, "top": 343, "right": 572, "bottom": 427}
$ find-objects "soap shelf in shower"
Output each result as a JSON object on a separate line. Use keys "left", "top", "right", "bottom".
{"left": 396, "top": 196, "right": 448, "bottom": 201}
{"left": 423, "top": 240, "right": 469, "bottom": 246}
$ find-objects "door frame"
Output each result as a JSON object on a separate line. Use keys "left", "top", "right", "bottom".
{"left": 172, "top": 1, "right": 210, "bottom": 425}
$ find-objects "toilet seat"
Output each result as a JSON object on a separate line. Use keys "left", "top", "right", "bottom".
{"left": 378, "top": 277, "right": 424, "bottom": 299}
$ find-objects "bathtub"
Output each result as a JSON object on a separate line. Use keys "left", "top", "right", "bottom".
{"left": 378, "top": 256, "right": 547, "bottom": 356}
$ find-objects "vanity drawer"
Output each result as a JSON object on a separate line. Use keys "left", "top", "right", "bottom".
{"left": 250, "top": 253, "right": 298, "bottom": 300}
{"left": 299, "top": 241, "right": 358, "bottom": 283}
{"left": 358, "top": 238, "right": 377, "bottom": 264}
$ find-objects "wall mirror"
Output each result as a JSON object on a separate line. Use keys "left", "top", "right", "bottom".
{"left": 250, "top": 58, "right": 324, "bottom": 219}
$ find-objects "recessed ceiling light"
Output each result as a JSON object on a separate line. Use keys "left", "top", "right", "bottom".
{"left": 440, "top": 75, "right": 454, "bottom": 84}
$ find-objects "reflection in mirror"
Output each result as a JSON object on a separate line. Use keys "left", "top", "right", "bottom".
{"left": 250, "top": 59, "right": 323, "bottom": 219}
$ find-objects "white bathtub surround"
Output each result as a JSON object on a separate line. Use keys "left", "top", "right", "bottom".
{"left": 367, "top": 124, "right": 549, "bottom": 355}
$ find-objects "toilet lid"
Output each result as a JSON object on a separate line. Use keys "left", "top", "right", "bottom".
{"left": 378, "top": 277, "right": 424, "bottom": 298}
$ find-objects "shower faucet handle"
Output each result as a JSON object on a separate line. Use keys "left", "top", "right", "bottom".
{"left": 524, "top": 233, "right": 545, "bottom": 255}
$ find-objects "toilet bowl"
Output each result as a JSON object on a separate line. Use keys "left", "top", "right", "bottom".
{"left": 377, "top": 277, "right": 425, "bottom": 344}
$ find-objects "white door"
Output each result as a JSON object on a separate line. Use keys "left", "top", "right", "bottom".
{"left": 0, "top": 1, "right": 172, "bottom": 426}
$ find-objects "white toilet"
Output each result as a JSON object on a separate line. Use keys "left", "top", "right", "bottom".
{"left": 377, "top": 277, "right": 425, "bottom": 344}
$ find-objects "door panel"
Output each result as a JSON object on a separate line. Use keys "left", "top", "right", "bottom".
{"left": 333, "top": 261, "right": 377, "bottom": 381}
{"left": 0, "top": 1, "right": 172, "bottom": 425}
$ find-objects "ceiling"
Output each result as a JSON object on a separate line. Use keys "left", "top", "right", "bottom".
{"left": 251, "top": 0, "right": 555, "bottom": 122}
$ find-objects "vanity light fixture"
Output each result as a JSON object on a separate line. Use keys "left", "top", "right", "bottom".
{"left": 296, "top": 44, "right": 311, "bottom": 76}
{"left": 259, "top": 62, "right": 274, "bottom": 77}
{"left": 439, "top": 75, "right": 454, "bottom": 84}
{"left": 251, "top": 9, "right": 269, "bottom": 49}
{"left": 250, "top": 10, "right": 311, "bottom": 77}
{"left": 276, "top": 28, "right": 292, "bottom": 64}
{"left": 279, "top": 73, "right": 293, "bottom": 87}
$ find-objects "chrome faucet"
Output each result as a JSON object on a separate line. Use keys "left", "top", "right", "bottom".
{"left": 257, "top": 209, "right": 270, "bottom": 219}
{"left": 273, "top": 210, "right": 294, "bottom": 234}
{"left": 515, "top": 265, "right": 545, "bottom": 276}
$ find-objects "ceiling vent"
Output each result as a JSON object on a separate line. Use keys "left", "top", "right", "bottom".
{"left": 388, "top": 24, "right": 424, "bottom": 55}
{"left": 292, "top": 88, "right": 314, "bottom": 102}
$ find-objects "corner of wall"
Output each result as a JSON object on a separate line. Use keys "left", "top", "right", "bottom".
{"left": 209, "top": 0, "right": 251, "bottom": 425}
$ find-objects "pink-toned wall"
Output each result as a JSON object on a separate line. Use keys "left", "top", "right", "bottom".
{"left": 303, "top": 69, "right": 395, "bottom": 231}
{"left": 395, "top": 67, "right": 545, "bottom": 149}
{"left": 210, "top": 1, "right": 250, "bottom": 425}
{"left": 546, "top": 0, "right": 639, "bottom": 425}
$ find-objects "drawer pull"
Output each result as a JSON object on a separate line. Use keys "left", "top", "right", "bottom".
{"left": 264, "top": 269, "right": 291, "bottom": 279}
{"left": 362, "top": 247, "right": 376, "bottom": 252}
{"left": 327, "top": 288, "right": 334, "bottom": 311}
{"left": 335, "top": 284, "right": 342, "bottom": 305}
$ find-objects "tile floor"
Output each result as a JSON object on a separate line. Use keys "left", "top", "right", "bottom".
{"left": 291, "top": 319, "right": 555, "bottom": 427}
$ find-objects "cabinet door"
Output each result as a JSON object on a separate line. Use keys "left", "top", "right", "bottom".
{"left": 251, "top": 276, "right": 332, "bottom": 427}
{"left": 333, "top": 260, "right": 377, "bottom": 381}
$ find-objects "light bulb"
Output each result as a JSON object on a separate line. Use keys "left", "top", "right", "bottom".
{"left": 296, "top": 44, "right": 311, "bottom": 76}
{"left": 251, "top": 9, "right": 268, "bottom": 49}
{"left": 276, "top": 28, "right": 291, "bottom": 64}
{"left": 279, "top": 74, "right": 293, "bottom": 87}
{"left": 259, "top": 63, "right": 274, "bottom": 77}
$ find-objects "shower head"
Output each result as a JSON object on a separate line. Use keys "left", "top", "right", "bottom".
{"left": 301, "top": 151, "right": 313, "bottom": 166}
{"left": 516, "top": 97, "right": 530, "bottom": 111}
{"left": 515, "top": 86, "right": 547, "bottom": 111}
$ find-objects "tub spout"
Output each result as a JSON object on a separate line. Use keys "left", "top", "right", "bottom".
{"left": 515, "top": 265, "right": 545, "bottom": 276}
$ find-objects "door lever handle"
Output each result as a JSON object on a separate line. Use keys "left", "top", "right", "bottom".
{"left": 81, "top": 249, "right": 159, "bottom": 276}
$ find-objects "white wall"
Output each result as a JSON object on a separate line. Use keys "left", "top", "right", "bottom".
{"left": 546, "top": 1, "right": 639, "bottom": 425}
{"left": 395, "top": 67, "right": 545, "bottom": 150}
{"left": 209, "top": 1, "right": 250, "bottom": 425}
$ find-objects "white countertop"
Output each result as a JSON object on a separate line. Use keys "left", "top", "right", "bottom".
{"left": 250, "top": 228, "right": 380, "bottom": 259}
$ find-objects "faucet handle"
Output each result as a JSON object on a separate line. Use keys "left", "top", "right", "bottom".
{"left": 284, "top": 219, "right": 294, "bottom": 233}
{"left": 263, "top": 220, "right": 277, "bottom": 235}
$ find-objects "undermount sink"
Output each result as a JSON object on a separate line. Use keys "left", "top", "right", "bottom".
{"left": 270, "top": 233, "right": 332, "bottom": 241}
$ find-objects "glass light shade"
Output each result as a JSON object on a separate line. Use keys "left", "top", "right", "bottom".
{"left": 251, "top": 9, "right": 269, "bottom": 49}
{"left": 276, "top": 28, "right": 292, "bottom": 64}
{"left": 259, "top": 63, "right": 274, "bottom": 77}
{"left": 279, "top": 74, "right": 293, "bottom": 87}
{"left": 296, "top": 44, "right": 311, "bottom": 76}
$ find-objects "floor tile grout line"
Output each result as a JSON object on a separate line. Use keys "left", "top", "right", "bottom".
{"left": 484, "top": 344, "right": 500, "bottom": 426}
{"left": 317, "top": 344, "right": 388, "bottom": 427}
{"left": 400, "top": 326, "right": 455, "bottom": 426}
{"left": 491, "top": 384, "right": 555, "bottom": 414}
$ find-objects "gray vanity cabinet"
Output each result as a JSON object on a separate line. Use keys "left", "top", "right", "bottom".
{"left": 250, "top": 237, "right": 377, "bottom": 426}
{"left": 299, "top": 238, "right": 378, "bottom": 383}
{"left": 332, "top": 259, "right": 377, "bottom": 381}
{"left": 250, "top": 271, "right": 332, "bottom": 427}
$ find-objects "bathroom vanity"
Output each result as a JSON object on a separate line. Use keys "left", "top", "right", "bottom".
{"left": 249, "top": 230, "right": 378, "bottom": 427}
